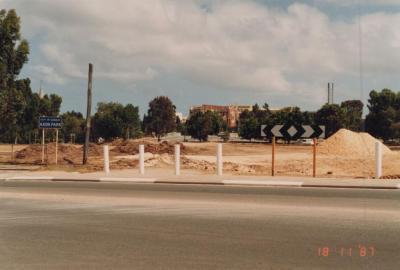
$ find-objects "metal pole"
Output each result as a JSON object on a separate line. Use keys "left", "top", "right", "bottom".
{"left": 272, "top": 136, "right": 275, "bottom": 176}
{"left": 327, "top": 83, "right": 330, "bottom": 104}
{"left": 103, "top": 145, "right": 110, "bottom": 175}
{"left": 313, "top": 138, "right": 317, "bottom": 178}
{"left": 83, "top": 63, "right": 93, "bottom": 165}
{"left": 42, "top": 129, "right": 45, "bottom": 164}
{"left": 175, "top": 144, "right": 180, "bottom": 176}
{"left": 139, "top": 144, "right": 145, "bottom": 175}
{"left": 375, "top": 142, "right": 382, "bottom": 179}
{"left": 217, "top": 143, "right": 223, "bottom": 176}
{"left": 55, "top": 129, "right": 58, "bottom": 165}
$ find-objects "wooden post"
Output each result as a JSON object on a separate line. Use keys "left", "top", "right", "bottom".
{"left": 11, "top": 144, "right": 13, "bottom": 161}
{"left": 272, "top": 137, "right": 275, "bottom": 176}
{"left": 55, "top": 129, "right": 59, "bottom": 165}
{"left": 83, "top": 63, "right": 93, "bottom": 165}
{"left": 42, "top": 129, "right": 45, "bottom": 164}
{"left": 313, "top": 138, "right": 317, "bottom": 178}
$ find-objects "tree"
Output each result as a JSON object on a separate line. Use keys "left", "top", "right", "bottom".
{"left": 93, "top": 102, "right": 141, "bottom": 141}
{"left": 0, "top": 9, "right": 29, "bottom": 90}
{"left": 341, "top": 100, "right": 363, "bottom": 131}
{"left": 0, "top": 87, "right": 26, "bottom": 142}
{"left": 122, "top": 104, "right": 141, "bottom": 139}
{"left": 0, "top": 9, "right": 62, "bottom": 143}
{"left": 144, "top": 96, "right": 176, "bottom": 141}
{"left": 238, "top": 110, "right": 259, "bottom": 140}
{"left": 315, "top": 104, "right": 345, "bottom": 137}
{"left": 186, "top": 111, "right": 224, "bottom": 141}
{"left": 61, "top": 111, "right": 85, "bottom": 143}
{"left": 365, "top": 89, "right": 398, "bottom": 140}
{"left": 0, "top": 9, "right": 29, "bottom": 143}
{"left": 271, "top": 107, "right": 306, "bottom": 126}
{"left": 238, "top": 103, "right": 273, "bottom": 141}
{"left": 49, "top": 94, "right": 62, "bottom": 116}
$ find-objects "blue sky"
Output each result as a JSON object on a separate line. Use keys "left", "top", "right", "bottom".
{"left": 2, "top": 0, "right": 400, "bottom": 117}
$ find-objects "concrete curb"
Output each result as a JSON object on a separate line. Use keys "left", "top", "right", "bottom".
{"left": 223, "top": 180, "right": 303, "bottom": 187}
{"left": 1, "top": 176, "right": 400, "bottom": 190}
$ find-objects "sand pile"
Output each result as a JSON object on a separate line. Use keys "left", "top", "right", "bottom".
{"left": 15, "top": 143, "right": 104, "bottom": 164}
{"left": 111, "top": 139, "right": 185, "bottom": 155}
{"left": 318, "top": 129, "right": 391, "bottom": 157}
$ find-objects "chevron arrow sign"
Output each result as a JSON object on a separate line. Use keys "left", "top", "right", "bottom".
{"left": 261, "top": 125, "right": 325, "bottom": 139}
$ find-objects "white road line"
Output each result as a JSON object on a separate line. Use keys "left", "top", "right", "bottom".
{"left": 99, "top": 177, "right": 157, "bottom": 183}
{"left": 222, "top": 180, "right": 303, "bottom": 186}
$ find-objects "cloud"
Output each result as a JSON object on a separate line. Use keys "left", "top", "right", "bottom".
{"left": 2, "top": 0, "right": 400, "bottom": 108}
{"left": 31, "top": 65, "right": 65, "bottom": 85}
{"left": 320, "top": 0, "right": 400, "bottom": 6}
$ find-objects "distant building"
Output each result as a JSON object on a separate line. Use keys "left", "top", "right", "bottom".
{"left": 189, "top": 104, "right": 254, "bottom": 129}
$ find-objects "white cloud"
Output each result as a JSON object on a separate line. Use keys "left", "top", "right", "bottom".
{"left": 31, "top": 65, "right": 65, "bottom": 85}
{"left": 2, "top": 0, "right": 400, "bottom": 107}
{"left": 321, "top": 0, "right": 400, "bottom": 6}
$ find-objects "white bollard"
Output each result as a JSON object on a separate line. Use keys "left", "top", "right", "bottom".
{"left": 375, "top": 141, "right": 382, "bottom": 179}
{"left": 175, "top": 144, "right": 180, "bottom": 176}
{"left": 103, "top": 145, "right": 110, "bottom": 175}
{"left": 217, "top": 143, "right": 223, "bottom": 176}
{"left": 139, "top": 144, "right": 145, "bottom": 175}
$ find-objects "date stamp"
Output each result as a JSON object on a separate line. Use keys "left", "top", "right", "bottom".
{"left": 317, "top": 245, "right": 375, "bottom": 257}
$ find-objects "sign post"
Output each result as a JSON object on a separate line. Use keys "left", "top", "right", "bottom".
{"left": 39, "top": 116, "right": 62, "bottom": 165}
{"left": 313, "top": 138, "right": 317, "bottom": 177}
{"left": 271, "top": 137, "right": 275, "bottom": 176}
{"left": 55, "top": 129, "right": 59, "bottom": 165}
{"left": 42, "top": 129, "right": 45, "bottom": 164}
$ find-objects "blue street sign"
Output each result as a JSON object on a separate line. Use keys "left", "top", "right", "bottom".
{"left": 39, "top": 116, "right": 62, "bottom": 129}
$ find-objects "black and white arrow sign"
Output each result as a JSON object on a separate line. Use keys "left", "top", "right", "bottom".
{"left": 261, "top": 125, "right": 325, "bottom": 139}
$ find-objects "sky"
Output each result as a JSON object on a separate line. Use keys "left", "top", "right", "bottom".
{"left": 1, "top": 0, "right": 400, "bottom": 116}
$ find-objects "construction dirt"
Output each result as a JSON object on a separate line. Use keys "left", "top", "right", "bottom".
{"left": 8, "top": 129, "right": 400, "bottom": 178}
{"left": 318, "top": 129, "right": 391, "bottom": 157}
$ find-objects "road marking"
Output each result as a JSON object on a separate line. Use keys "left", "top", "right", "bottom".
{"left": 99, "top": 177, "right": 157, "bottom": 183}
{"left": 222, "top": 180, "right": 303, "bottom": 186}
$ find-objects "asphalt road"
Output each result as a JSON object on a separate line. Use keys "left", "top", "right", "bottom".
{"left": 0, "top": 181, "right": 399, "bottom": 270}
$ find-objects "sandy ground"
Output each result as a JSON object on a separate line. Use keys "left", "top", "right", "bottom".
{"left": 1, "top": 130, "right": 400, "bottom": 179}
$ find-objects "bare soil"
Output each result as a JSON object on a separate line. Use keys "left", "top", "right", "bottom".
{"left": 8, "top": 130, "right": 400, "bottom": 178}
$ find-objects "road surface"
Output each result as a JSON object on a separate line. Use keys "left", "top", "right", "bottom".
{"left": 0, "top": 181, "right": 399, "bottom": 269}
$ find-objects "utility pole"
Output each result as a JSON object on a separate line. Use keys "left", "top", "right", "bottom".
{"left": 83, "top": 63, "right": 93, "bottom": 165}
{"left": 327, "top": 82, "right": 334, "bottom": 105}
{"left": 327, "top": 83, "right": 331, "bottom": 104}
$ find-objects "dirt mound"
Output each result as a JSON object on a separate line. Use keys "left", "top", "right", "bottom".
{"left": 318, "top": 129, "right": 391, "bottom": 157}
{"left": 111, "top": 140, "right": 185, "bottom": 155}
{"left": 15, "top": 143, "right": 104, "bottom": 165}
